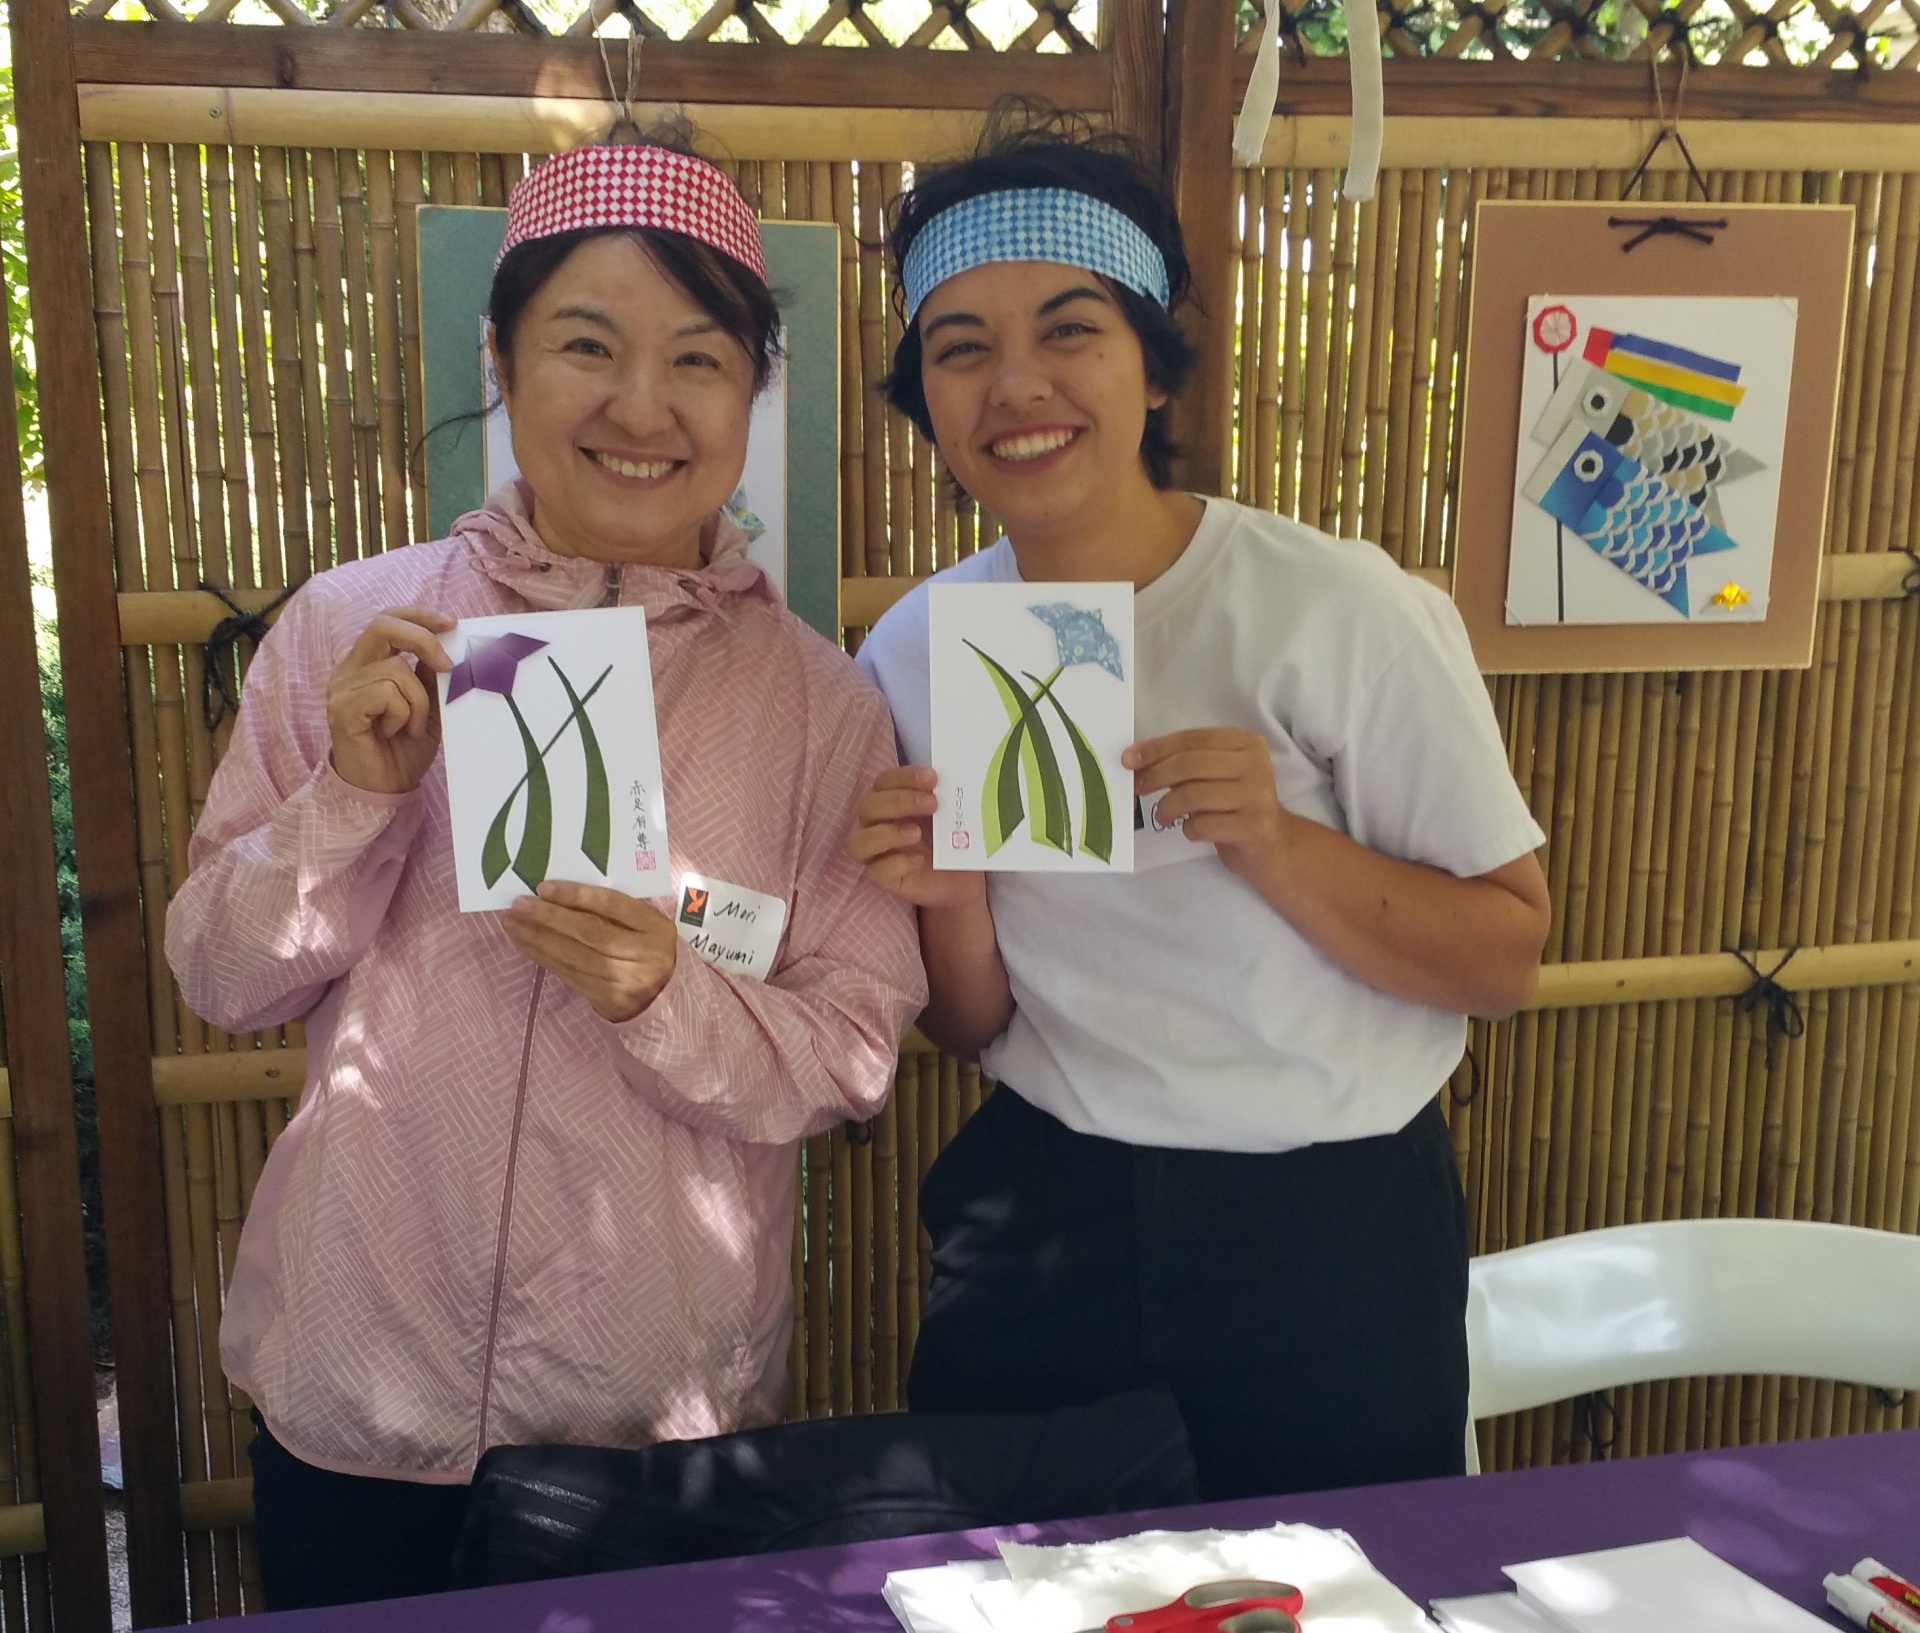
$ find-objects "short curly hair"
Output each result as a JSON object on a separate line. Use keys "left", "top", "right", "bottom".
{"left": 883, "top": 100, "right": 1198, "bottom": 489}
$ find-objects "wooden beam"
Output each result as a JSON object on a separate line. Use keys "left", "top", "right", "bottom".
{"left": 70, "top": 20, "right": 1113, "bottom": 111}
{"left": 0, "top": 1505, "right": 47, "bottom": 1560}
{"left": 1164, "top": 0, "right": 1236, "bottom": 496}
{"left": 1236, "top": 56, "right": 1920, "bottom": 124}
{"left": 146, "top": 933, "right": 1920, "bottom": 1105}
{"left": 1529, "top": 940, "right": 1920, "bottom": 1010}
{"left": 8, "top": 0, "right": 187, "bottom": 1622}
{"left": 1261, "top": 114, "right": 1920, "bottom": 173}
{"left": 77, "top": 86, "right": 987, "bottom": 160}
{"left": 178, "top": 1478, "right": 252, "bottom": 1534}
{"left": 116, "top": 554, "right": 1918, "bottom": 646}
{"left": 0, "top": 214, "right": 113, "bottom": 1633}
{"left": 1107, "top": 0, "right": 1166, "bottom": 167}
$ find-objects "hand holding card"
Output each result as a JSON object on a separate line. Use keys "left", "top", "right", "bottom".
{"left": 504, "top": 881, "right": 678, "bottom": 1022}
{"left": 1126, "top": 727, "right": 1292, "bottom": 878}
{"left": 846, "top": 767, "right": 991, "bottom": 909}
{"left": 326, "top": 605, "right": 456, "bottom": 796}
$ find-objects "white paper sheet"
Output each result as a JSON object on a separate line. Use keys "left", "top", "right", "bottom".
{"left": 1504, "top": 1536, "right": 1829, "bottom": 1633}
{"left": 1504, "top": 296, "right": 1796, "bottom": 628}
{"left": 438, "top": 606, "right": 669, "bottom": 912}
{"left": 978, "top": 1523, "right": 1432, "bottom": 1633}
{"left": 928, "top": 581, "right": 1135, "bottom": 873}
{"left": 884, "top": 1559, "right": 1008, "bottom": 1633}
{"left": 1431, "top": 1592, "right": 1557, "bottom": 1633}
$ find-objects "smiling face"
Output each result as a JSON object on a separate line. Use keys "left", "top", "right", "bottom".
{"left": 915, "top": 259, "right": 1166, "bottom": 541}
{"left": 492, "top": 233, "right": 755, "bottom": 568}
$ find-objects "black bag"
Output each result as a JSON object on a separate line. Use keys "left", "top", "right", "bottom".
{"left": 451, "top": 1387, "right": 1197, "bottom": 1586}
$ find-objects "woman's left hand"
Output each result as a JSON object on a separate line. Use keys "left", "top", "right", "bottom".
{"left": 504, "top": 882, "right": 679, "bottom": 1023}
{"left": 1124, "top": 728, "right": 1293, "bottom": 877}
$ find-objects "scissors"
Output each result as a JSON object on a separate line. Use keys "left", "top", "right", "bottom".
{"left": 1088, "top": 1578, "right": 1305, "bottom": 1633}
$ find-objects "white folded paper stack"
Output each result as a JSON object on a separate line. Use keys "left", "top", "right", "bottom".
{"left": 1431, "top": 1537, "right": 1832, "bottom": 1633}
{"left": 883, "top": 1521, "right": 1437, "bottom": 1633}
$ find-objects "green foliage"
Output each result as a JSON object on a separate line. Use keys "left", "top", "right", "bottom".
{"left": 34, "top": 574, "right": 108, "bottom": 1351}
{"left": 0, "top": 53, "right": 41, "bottom": 485}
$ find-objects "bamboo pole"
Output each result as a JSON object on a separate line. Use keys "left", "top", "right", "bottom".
{"left": 367, "top": 154, "right": 411, "bottom": 555}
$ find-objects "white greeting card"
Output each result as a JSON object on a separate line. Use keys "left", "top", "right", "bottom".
{"left": 437, "top": 607, "right": 669, "bottom": 913}
{"left": 929, "top": 581, "right": 1134, "bottom": 874}
{"left": 1507, "top": 295, "right": 1796, "bottom": 627}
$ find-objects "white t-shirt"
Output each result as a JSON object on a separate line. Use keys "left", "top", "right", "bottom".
{"left": 856, "top": 497, "right": 1546, "bottom": 1152}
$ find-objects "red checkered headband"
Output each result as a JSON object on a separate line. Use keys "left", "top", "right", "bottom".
{"left": 498, "top": 143, "right": 767, "bottom": 283}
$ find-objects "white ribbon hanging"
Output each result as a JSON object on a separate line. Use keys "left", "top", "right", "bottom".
{"left": 1229, "top": 0, "right": 1383, "bottom": 204}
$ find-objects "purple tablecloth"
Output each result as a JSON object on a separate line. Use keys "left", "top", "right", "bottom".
{"left": 179, "top": 1427, "right": 1920, "bottom": 1631}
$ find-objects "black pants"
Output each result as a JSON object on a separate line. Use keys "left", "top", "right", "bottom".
{"left": 248, "top": 1412, "right": 471, "bottom": 1610}
{"left": 907, "top": 1087, "right": 1470, "bottom": 1502}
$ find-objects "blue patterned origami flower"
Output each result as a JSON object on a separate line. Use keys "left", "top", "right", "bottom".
{"left": 1028, "top": 603, "right": 1125, "bottom": 680}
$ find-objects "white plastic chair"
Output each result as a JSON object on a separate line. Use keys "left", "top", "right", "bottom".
{"left": 1463, "top": 1218, "right": 1920, "bottom": 1472}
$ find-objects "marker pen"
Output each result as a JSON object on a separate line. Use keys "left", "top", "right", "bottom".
{"left": 1828, "top": 1573, "right": 1920, "bottom": 1633}
{"left": 1854, "top": 1560, "right": 1920, "bottom": 1616}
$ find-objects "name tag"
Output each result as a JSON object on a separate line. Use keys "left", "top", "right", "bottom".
{"left": 673, "top": 873, "right": 788, "bottom": 981}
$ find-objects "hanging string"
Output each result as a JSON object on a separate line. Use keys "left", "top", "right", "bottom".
{"left": 1622, "top": 45, "right": 1710, "bottom": 203}
{"left": 200, "top": 582, "right": 298, "bottom": 731}
{"left": 599, "top": 32, "right": 643, "bottom": 143}
{"left": 1729, "top": 947, "right": 1806, "bottom": 1071}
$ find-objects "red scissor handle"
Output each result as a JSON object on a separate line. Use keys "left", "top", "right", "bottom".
{"left": 1106, "top": 1578, "right": 1304, "bottom": 1633}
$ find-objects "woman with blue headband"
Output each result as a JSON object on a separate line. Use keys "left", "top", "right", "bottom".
{"left": 847, "top": 111, "right": 1552, "bottom": 1501}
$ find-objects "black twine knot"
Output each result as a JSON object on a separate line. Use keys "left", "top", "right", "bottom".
{"left": 1574, "top": 1389, "right": 1616, "bottom": 1458}
{"left": 843, "top": 1118, "right": 874, "bottom": 1146}
{"left": 201, "top": 581, "right": 297, "bottom": 731}
{"left": 1898, "top": 548, "right": 1920, "bottom": 599}
{"left": 1450, "top": 1043, "right": 1484, "bottom": 1106}
{"left": 1608, "top": 213, "right": 1727, "bottom": 252}
{"left": 1871, "top": 1387, "right": 1908, "bottom": 1411}
{"left": 1730, "top": 947, "right": 1805, "bottom": 1070}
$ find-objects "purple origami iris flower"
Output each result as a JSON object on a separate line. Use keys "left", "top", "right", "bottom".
{"left": 446, "top": 633, "right": 548, "bottom": 703}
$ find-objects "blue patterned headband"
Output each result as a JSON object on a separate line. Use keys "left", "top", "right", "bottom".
{"left": 901, "top": 188, "right": 1172, "bottom": 321}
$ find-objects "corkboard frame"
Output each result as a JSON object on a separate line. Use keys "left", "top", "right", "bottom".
{"left": 1452, "top": 201, "right": 1854, "bottom": 673}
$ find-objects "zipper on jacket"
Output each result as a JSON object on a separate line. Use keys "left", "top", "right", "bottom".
{"left": 475, "top": 967, "right": 545, "bottom": 1459}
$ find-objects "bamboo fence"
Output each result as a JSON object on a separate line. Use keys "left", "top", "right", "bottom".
{"left": 45, "top": 79, "right": 1920, "bottom": 1633}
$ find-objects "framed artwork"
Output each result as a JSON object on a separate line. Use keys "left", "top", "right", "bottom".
{"left": 417, "top": 207, "right": 843, "bottom": 642}
{"left": 1453, "top": 202, "right": 1853, "bottom": 672}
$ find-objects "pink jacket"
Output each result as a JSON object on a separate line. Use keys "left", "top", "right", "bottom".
{"left": 167, "top": 486, "right": 924, "bottom": 1482}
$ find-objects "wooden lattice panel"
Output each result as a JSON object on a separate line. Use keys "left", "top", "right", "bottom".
{"left": 71, "top": 0, "right": 1920, "bottom": 67}
{"left": 1240, "top": 0, "right": 1920, "bottom": 69}
{"left": 73, "top": 0, "right": 1104, "bottom": 48}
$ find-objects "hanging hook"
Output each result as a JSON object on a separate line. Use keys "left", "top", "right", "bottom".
{"left": 599, "top": 31, "right": 642, "bottom": 142}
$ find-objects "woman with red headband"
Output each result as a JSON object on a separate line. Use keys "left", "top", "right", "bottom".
{"left": 166, "top": 137, "right": 924, "bottom": 1609}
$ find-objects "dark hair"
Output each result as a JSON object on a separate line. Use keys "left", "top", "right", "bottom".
{"left": 489, "top": 135, "right": 782, "bottom": 395}
{"left": 883, "top": 101, "right": 1197, "bottom": 490}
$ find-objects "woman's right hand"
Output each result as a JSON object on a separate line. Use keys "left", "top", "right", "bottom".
{"left": 326, "top": 607, "right": 456, "bottom": 795}
{"left": 845, "top": 767, "right": 988, "bottom": 912}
